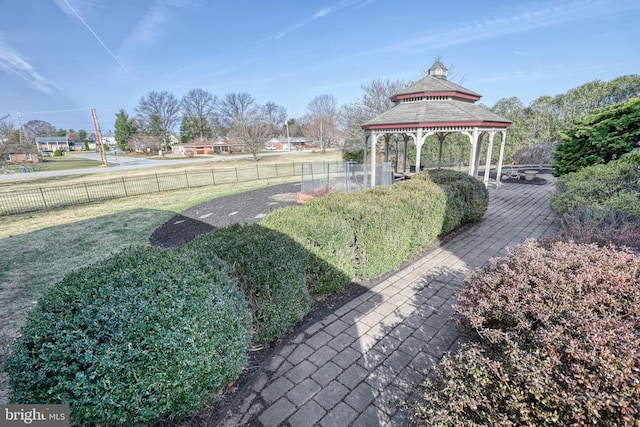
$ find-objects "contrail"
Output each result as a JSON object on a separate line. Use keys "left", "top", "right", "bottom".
{"left": 61, "top": 0, "right": 133, "bottom": 79}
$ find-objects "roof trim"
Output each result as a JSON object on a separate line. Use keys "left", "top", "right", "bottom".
{"left": 362, "top": 120, "right": 511, "bottom": 130}
{"left": 391, "top": 91, "right": 481, "bottom": 102}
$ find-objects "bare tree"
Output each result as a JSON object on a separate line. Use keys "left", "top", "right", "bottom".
{"left": 1, "top": 117, "right": 18, "bottom": 168}
{"left": 181, "top": 88, "right": 216, "bottom": 140}
{"left": 361, "top": 77, "right": 406, "bottom": 117}
{"left": 216, "top": 92, "right": 256, "bottom": 133}
{"left": 22, "top": 120, "right": 56, "bottom": 142}
{"left": 340, "top": 102, "right": 370, "bottom": 153}
{"left": 303, "top": 94, "right": 340, "bottom": 153}
{"left": 262, "top": 101, "right": 287, "bottom": 134}
{"left": 135, "top": 90, "right": 181, "bottom": 150}
{"left": 229, "top": 106, "right": 276, "bottom": 161}
{"left": 340, "top": 78, "right": 407, "bottom": 155}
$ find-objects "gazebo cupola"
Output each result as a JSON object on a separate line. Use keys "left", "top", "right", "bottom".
{"left": 428, "top": 61, "right": 448, "bottom": 79}
{"left": 362, "top": 61, "right": 512, "bottom": 187}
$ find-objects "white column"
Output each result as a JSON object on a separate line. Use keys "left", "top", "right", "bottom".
{"left": 462, "top": 130, "right": 477, "bottom": 176}
{"left": 415, "top": 129, "right": 423, "bottom": 172}
{"left": 370, "top": 132, "right": 377, "bottom": 187}
{"left": 484, "top": 130, "right": 496, "bottom": 187}
{"left": 496, "top": 130, "right": 507, "bottom": 188}
{"left": 474, "top": 130, "right": 484, "bottom": 178}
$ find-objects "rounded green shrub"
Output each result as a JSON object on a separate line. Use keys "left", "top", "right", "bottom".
{"left": 183, "top": 223, "right": 310, "bottom": 342}
{"left": 412, "top": 169, "right": 489, "bottom": 234}
{"left": 4, "top": 246, "right": 251, "bottom": 427}
{"left": 412, "top": 240, "right": 640, "bottom": 425}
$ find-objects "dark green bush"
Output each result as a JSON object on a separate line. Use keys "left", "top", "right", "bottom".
{"left": 411, "top": 240, "right": 640, "bottom": 426}
{"left": 182, "top": 224, "right": 310, "bottom": 342}
{"left": 5, "top": 246, "right": 251, "bottom": 427}
{"left": 551, "top": 156, "right": 640, "bottom": 228}
{"left": 53, "top": 149, "right": 63, "bottom": 156}
{"left": 552, "top": 98, "right": 640, "bottom": 176}
{"left": 412, "top": 169, "right": 489, "bottom": 234}
{"left": 264, "top": 170, "right": 485, "bottom": 288}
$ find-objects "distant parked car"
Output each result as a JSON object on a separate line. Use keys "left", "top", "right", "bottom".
{"left": 265, "top": 145, "right": 276, "bottom": 150}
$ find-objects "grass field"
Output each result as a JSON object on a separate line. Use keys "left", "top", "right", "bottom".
{"left": 0, "top": 149, "right": 342, "bottom": 403}
{"left": 1, "top": 149, "right": 342, "bottom": 189}
{"left": 6, "top": 155, "right": 105, "bottom": 174}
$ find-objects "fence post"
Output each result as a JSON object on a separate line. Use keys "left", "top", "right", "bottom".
{"left": 326, "top": 162, "right": 330, "bottom": 189}
{"left": 39, "top": 187, "right": 48, "bottom": 209}
{"left": 256, "top": 164, "right": 260, "bottom": 180}
{"left": 122, "top": 177, "right": 128, "bottom": 197}
{"left": 84, "top": 182, "right": 91, "bottom": 202}
{"left": 345, "top": 161, "right": 350, "bottom": 192}
{"left": 235, "top": 168, "right": 239, "bottom": 182}
{"left": 211, "top": 168, "right": 216, "bottom": 185}
{"left": 275, "top": 163, "right": 279, "bottom": 177}
{"left": 185, "top": 170, "right": 190, "bottom": 188}
{"left": 155, "top": 174, "right": 161, "bottom": 192}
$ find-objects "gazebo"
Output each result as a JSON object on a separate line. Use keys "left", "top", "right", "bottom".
{"left": 361, "top": 61, "right": 512, "bottom": 187}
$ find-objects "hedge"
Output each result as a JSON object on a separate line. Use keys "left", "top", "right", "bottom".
{"left": 412, "top": 168, "right": 489, "bottom": 235}
{"left": 551, "top": 155, "right": 640, "bottom": 228}
{"left": 410, "top": 239, "right": 640, "bottom": 426}
{"left": 5, "top": 246, "right": 251, "bottom": 427}
{"left": 262, "top": 169, "right": 488, "bottom": 292}
{"left": 182, "top": 223, "right": 310, "bottom": 342}
{"left": 260, "top": 199, "right": 357, "bottom": 294}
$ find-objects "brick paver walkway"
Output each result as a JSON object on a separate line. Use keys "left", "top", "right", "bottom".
{"left": 218, "top": 176, "right": 561, "bottom": 426}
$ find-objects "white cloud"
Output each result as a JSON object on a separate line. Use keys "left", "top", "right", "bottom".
{"left": 276, "top": 0, "right": 378, "bottom": 39}
{"left": 0, "top": 39, "right": 57, "bottom": 95}
{"left": 360, "top": 0, "right": 640, "bottom": 57}
{"left": 120, "top": 0, "right": 197, "bottom": 51}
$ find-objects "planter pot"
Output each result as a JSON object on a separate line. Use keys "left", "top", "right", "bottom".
{"left": 297, "top": 193, "right": 315, "bottom": 203}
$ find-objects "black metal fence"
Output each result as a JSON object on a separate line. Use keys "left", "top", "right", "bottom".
{"left": 0, "top": 162, "right": 341, "bottom": 216}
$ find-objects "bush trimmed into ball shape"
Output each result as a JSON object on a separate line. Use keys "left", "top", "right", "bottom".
{"left": 5, "top": 246, "right": 251, "bottom": 427}
{"left": 183, "top": 223, "right": 310, "bottom": 342}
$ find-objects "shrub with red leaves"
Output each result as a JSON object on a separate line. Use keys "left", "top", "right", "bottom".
{"left": 410, "top": 239, "right": 640, "bottom": 426}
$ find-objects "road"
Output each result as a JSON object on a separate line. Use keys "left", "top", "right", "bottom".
{"left": 0, "top": 150, "right": 305, "bottom": 180}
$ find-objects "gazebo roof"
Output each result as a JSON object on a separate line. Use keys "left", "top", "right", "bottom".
{"left": 363, "top": 62, "right": 510, "bottom": 130}
{"left": 363, "top": 100, "right": 511, "bottom": 129}
{"left": 391, "top": 75, "right": 481, "bottom": 102}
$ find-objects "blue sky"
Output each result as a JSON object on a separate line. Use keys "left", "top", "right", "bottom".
{"left": 1, "top": 0, "right": 639, "bottom": 132}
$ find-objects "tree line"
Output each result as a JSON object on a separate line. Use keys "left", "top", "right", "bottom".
{"left": 113, "top": 89, "right": 341, "bottom": 160}
{"left": 2, "top": 69, "right": 639, "bottom": 168}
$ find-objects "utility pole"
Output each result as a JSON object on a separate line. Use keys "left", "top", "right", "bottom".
{"left": 90, "top": 109, "right": 106, "bottom": 166}
{"left": 285, "top": 121, "right": 290, "bottom": 150}
{"left": 16, "top": 111, "right": 30, "bottom": 152}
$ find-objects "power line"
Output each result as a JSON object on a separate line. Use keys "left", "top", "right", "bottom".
{"left": 18, "top": 108, "right": 89, "bottom": 115}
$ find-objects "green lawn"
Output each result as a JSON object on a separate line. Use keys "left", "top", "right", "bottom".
{"left": 18, "top": 156, "right": 105, "bottom": 173}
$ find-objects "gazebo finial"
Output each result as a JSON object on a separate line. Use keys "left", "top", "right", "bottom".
{"left": 428, "top": 61, "right": 448, "bottom": 80}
